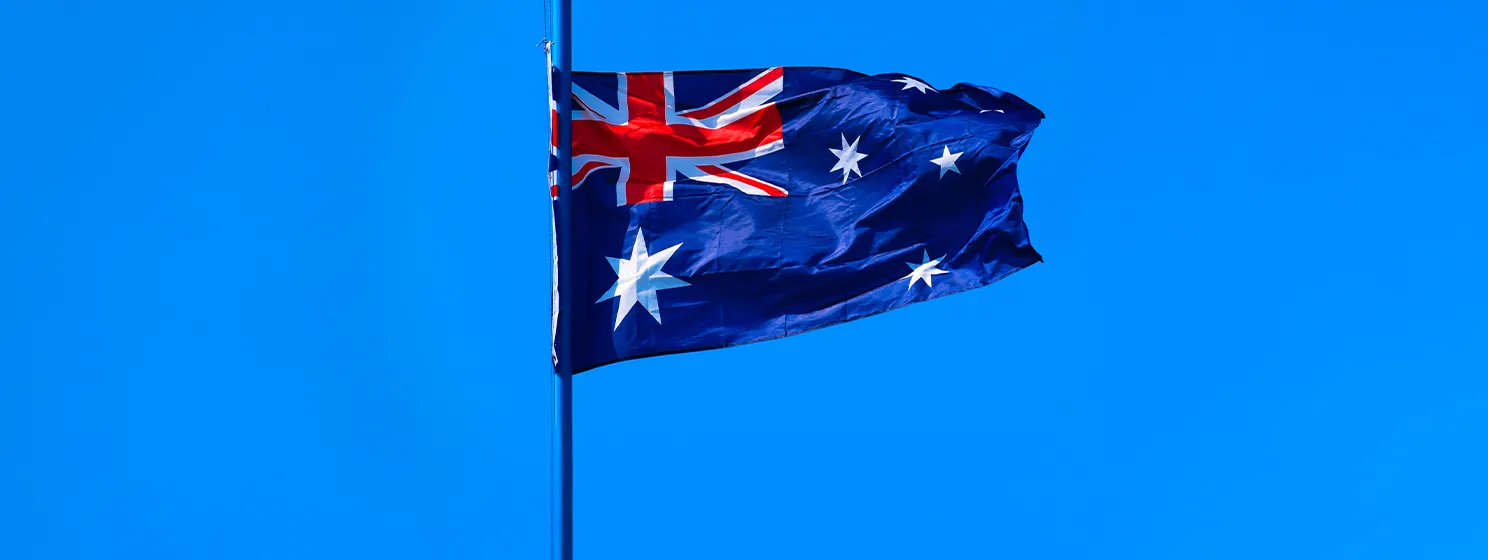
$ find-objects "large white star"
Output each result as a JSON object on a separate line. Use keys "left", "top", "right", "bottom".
{"left": 903, "top": 250, "right": 949, "bottom": 290}
{"left": 892, "top": 76, "right": 934, "bottom": 94}
{"left": 929, "top": 146, "right": 963, "bottom": 178}
{"left": 596, "top": 228, "right": 690, "bottom": 330}
{"left": 829, "top": 134, "right": 869, "bottom": 185}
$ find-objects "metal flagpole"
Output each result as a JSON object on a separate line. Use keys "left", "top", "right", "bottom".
{"left": 550, "top": 0, "right": 574, "bottom": 558}
{"left": 547, "top": 0, "right": 568, "bottom": 557}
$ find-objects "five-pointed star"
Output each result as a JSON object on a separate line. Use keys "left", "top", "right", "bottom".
{"left": 930, "top": 146, "right": 963, "bottom": 178}
{"left": 903, "top": 250, "right": 950, "bottom": 290}
{"left": 829, "top": 134, "right": 870, "bottom": 185}
{"left": 892, "top": 76, "right": 933, "bottom": 94}
{"left": 596, "top": 228, "right": 690, "bottom": 330}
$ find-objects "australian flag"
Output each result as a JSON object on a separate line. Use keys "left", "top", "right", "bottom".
{"left": 549, "top": 66, "right": 1043, "bottom": 373}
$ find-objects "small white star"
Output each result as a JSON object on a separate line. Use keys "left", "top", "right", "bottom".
{"left": 903, "top": 250, "right": 949, "bottom": 290}
{"left": 892, "top": 76, "right": 934, "bottom": 94}
{"left": 828, "top": 134, "right": 870, "bottom": 185}
{"left": 929, "top": 146, "right": 963, "bottom": 178}
{"left": 596, "top": 228, "right": 690, "bottom": 330}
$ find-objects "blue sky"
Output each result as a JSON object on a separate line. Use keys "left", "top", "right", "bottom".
{"left": 3, "top": 0, "right": 1486, "bottom": 558}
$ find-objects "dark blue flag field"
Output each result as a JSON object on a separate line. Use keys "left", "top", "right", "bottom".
{"left": 550, "top": 66, "right": 1044, "bottom": 373}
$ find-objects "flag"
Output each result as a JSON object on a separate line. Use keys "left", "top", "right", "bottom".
{"left": 550, "top": 67, "right": 1043, "bottom": 373}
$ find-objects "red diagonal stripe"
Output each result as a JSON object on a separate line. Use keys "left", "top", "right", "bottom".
{"left": 572, "top": 160, "right": 615, "bottom": 186}
{"left": 696, "top": 165, "right": 787, "bottom": 197}
{"left": 677, "top": 67, "right": 783, "bottom": 121}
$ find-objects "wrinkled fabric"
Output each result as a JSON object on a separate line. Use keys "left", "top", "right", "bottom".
{"left": 554, "top": 67, "right": 1044, "bottom": 373}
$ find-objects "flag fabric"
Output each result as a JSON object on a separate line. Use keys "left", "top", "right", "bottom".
{"left": 550, "top": 66, "right": 1043, "bottom": 373}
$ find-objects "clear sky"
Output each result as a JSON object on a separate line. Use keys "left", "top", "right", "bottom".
{"left": 3, "top": 0, "right": 1486, "bottom": 558}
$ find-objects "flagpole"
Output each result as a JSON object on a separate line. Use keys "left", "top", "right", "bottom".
{"left": 550, "top": 0, "right": 574, "bottom": 558}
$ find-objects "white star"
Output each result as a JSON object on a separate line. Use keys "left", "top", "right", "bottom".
{"left": 892, "top": 76, "right": 934, "bottom": 94}
{"left": 828, "top": 134, "right": 869, "bottom": 185}
{"left": 903, "top": 250, "right": 949, "bottom": 290}
{"left": 596, "top": 228, "right": 690, "bottom": 330}
{"left": 929, "top": 146, "right": 963, "bottom": 178}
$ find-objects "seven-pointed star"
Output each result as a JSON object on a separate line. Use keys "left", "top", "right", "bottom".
{"left": 596, "top": 228, "right": 690, "bottom": 330}
{"left": 903, "top": 250, "right": 950, "bottom": 290}
{"left": 892, "top": 76, "right": 933, "bottom": 93}
{"left": 930, "top": 146, "right": 963, "bottom": 178}
{"left": 829, "top": 134, "right": 870, "bottom": 185}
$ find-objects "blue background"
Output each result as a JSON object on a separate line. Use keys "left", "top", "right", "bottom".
{"left": 2, "top": 0, "right": 1485, "bottom": 558}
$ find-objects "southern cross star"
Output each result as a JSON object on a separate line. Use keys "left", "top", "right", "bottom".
{"left": 829, "top": 134, "right": 869, "bottom": 185}
{"left": 596, "top": 228, "right": 690, "bottom": 330}
{"left": 903, "top": 250, "right": 949, "bottom": 290}
{"left": 892, "top": 76, "right": 933, "bottom": 94}
{"left": 930, "top": 146, "right": 963, "bottom": 178}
